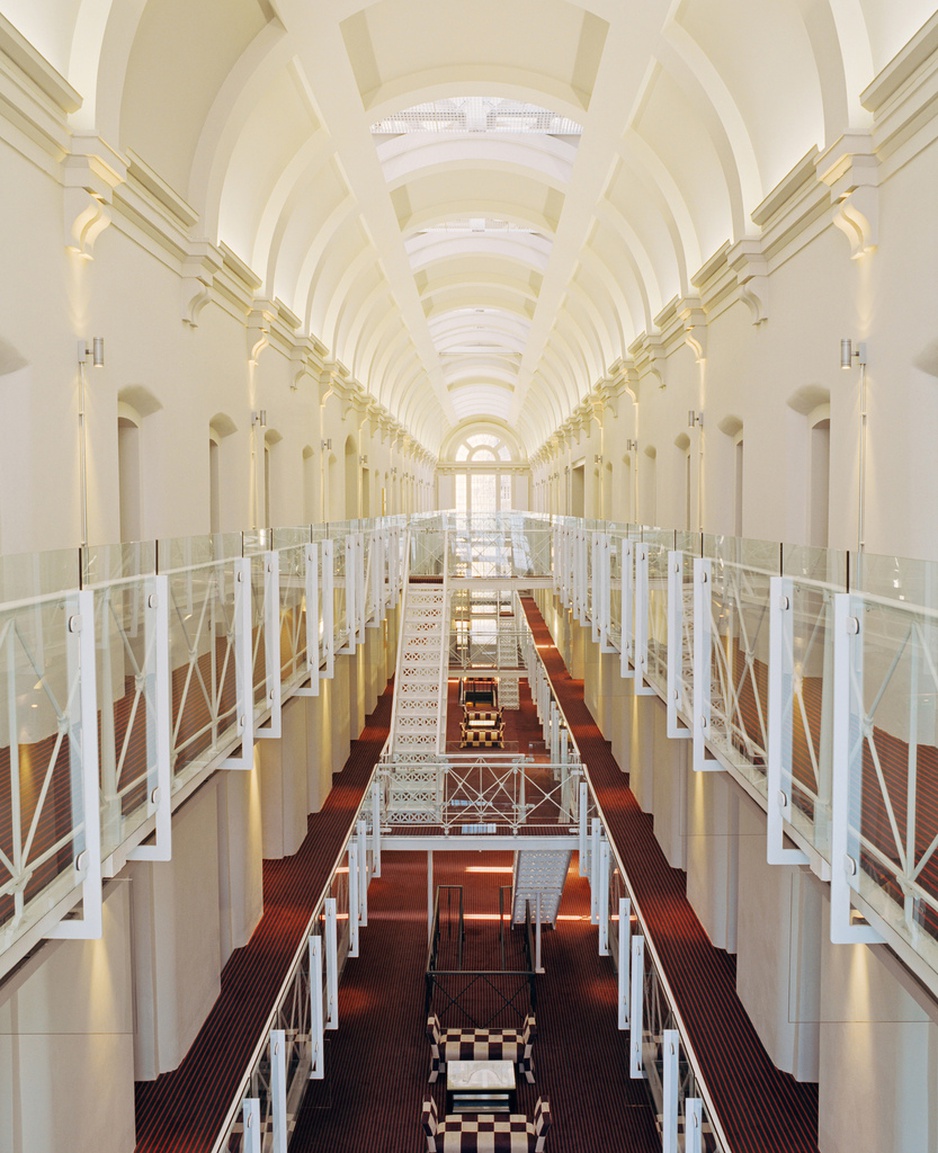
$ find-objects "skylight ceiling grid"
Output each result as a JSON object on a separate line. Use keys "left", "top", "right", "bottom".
{"left": 371, "top": 97, "right": 583, "bottom": 136}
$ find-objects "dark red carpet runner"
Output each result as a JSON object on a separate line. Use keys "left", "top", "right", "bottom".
{"left": 520, "top": 597, "right": 820, "bottom": 1153}
{"left": 291, "top": 851, "right": 662, "bottom": 1152}
{"left": 134, "top": 685, "right": 393, "bottom": 1153}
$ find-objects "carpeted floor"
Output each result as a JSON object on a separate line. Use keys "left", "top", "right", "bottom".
{"left": 134, "top": 685, "right": 394, "bottom": 1153}
{"left": 520, "top": 596, "right": 820, "bottom": 1153}
{"left": 291, "top": 850, "right": 662, "bottom": 1152}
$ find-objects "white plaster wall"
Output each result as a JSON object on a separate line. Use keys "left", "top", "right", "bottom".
{"left": 259, "top": 696, "right": 310, "bottom": 859}
{"left": 216, "top": 761, "right": 264, "bottom": 965}
{"left": 735, "top": 794, "right": 821, "bottom": 1080}
{"left": 130, "top": 779, "right": 222, "bottom": 1080}
{"left": 818, "top": 893, "right": 938, "bottom": 1153}
{"left": 685, "top": 769, "right": 739, "bottom": 953}
{"left": 649, "top": 702, "right": 687, "bottom": 870}
{"left": 0, "top": 881, "right": 136, "bottom": 1153}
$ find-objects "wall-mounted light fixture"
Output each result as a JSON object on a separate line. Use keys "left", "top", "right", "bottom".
{"left": 687, "top": 410, "right": 704, "bottom": 427}
{"left": 78, "top": 337, "right": 105, "bottom": 367}
{"left": 625, "top": 438, "right": 638, "bottom": 452}
{"left": 360, "top": 454, "right": 368, "bottom": 466}
{"left": 321, "top": 438, "right": 332, "bottom": 451}
{"left": 840, "top": 338, "right": 867, "bottom": 369}
{"left": 390, "top": 467, "right": 397, "bottom": 478}
{"left": 252, "top": 409, "right": 267, "bottom": 428}
{"left": 594, "top": 453, "right": 603, "bottom": 464}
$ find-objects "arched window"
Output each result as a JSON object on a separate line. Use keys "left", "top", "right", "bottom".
{"left": 445, "top": 430, "right": 520, "bottom": 514}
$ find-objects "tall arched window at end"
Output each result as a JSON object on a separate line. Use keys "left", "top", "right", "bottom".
{"left": 442, "top": 428, "right": 523, "bottom": 514}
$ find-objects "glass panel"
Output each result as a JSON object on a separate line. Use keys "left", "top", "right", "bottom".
{"left": 0, "top": 548, "right": 79, "bottom": 601}
{"left": 0, "top": 591, "right": 86, "bottom": 953}
{"left": 849, "top": 594, "right": 938, "bottom": 971}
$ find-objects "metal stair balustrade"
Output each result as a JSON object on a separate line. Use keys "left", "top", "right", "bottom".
{"left": 389, "top": 534, "right": 450, "bottom": 755}
{"left": 511, "top": 848, "right": 572, "bottom": 927}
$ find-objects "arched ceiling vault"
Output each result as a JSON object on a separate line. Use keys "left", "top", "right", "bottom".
{"left": 28, "top": 0, "right": 920, "bottom": 455}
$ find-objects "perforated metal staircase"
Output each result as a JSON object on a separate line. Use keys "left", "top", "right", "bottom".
{"left": 511, "top": 848, "right": 572, "bottom": 927}
{"left": 389, "top": 539, "right": 450, "bottom": 755}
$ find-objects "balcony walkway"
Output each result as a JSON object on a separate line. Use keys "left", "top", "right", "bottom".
{"left": 133, "top": 684, "right": 394, "bottom": 1153}
{"left": 520, "top": 596, "right": 820, "bottom": 1153}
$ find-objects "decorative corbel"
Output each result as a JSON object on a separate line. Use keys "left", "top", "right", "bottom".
{"left": 63, "top": 134, "right": 126, "bottom": 259}
{"left": 246, "top": 300, "right": 277, "bottom": 366}
{"left": 817, "top": 134, "right": 879, "bottom": 259}
{"left": 181, "top": 242, "right": 222, "bottom": 328}
{"left": 728, "top": 239, "right": 769, "bottom": 325}
{"left": 629, "top": 332, "right": 667, "bottom": 389}
{"left": 678, "top": 297, "right": 708, "bottom": 362}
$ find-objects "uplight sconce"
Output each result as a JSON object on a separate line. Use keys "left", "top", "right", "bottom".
{"left": 594, "top": 453, "right": 603, "bottom": 464}
{"left": 251, "top": 409, "right": 267, "bottom": 428}
{"left": 321, "top": 438, "right": 332, "bottom": 451}
{"left": 361, "top": 454, "right": 368, "bottom": 465}
{"left": 687, "top": 410, "right": 704, "bottom": 427}
{"left": 840, "top": 339, "right": 867, "bottom": 369}
{"left": 78, "top": 337, "right": 105, "bottom": 367}
{"left": 625, "top": 439, "right": 638, "bottom": 452}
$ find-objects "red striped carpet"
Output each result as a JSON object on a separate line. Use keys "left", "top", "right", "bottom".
{"left": 291, "top": 851, "right": 661, "bottom": 1152}
{"left": 521, "top": 597, "right": 820, "bottom": 1153}
{"left": 133, "top": 683, "right": 393, "bottom": 1153}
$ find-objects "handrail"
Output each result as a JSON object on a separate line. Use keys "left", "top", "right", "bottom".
{"left": 516, "top": 600, "right": 731, "bottom": 1153}
{"left": 209, "top": 762, "right": 380, "bottom": 1153}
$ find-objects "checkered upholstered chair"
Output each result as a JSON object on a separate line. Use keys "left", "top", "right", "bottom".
{"left": 421, "top": 1096, "right": 551, "bottom": 1152}
{"left": 426, "top": 1013, "right": 537, "bottom": 1083}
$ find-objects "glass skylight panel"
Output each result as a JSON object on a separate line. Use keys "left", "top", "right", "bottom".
{"left": 371, "top": 97, "right": 582, "bottom": 136}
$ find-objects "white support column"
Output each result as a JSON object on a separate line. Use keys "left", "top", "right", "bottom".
{"left": 371, "top": 781, "right": 382, "bottom": 877}
{"left": 767, "top": 576, "right": 809, "bottom": 865}
{"left": 256, "top": 551, "right": 282, "bottom": 738}
{"left": 598, "top": 839, "right": 610, "bottom": 954}
{"left": 578, "top": 782, "right": 589, "bottom": 876}
{"left": 223, "top": 557, "right": 256, "bottom": 769}
{"left": 356, "top": 818, "right": 368, "bottom": 926}
{"left": 50, "top": 589, "right": 102, "bottom": 939}
{"left": 322, "top": 540, "right": 335, "bottom": 678}
{"left": 663, "top": 1028, "right": 679, "bottom": 1153}
{"left": 634, "top": 543, "right": 655, "bottom": 695}
{"left": 590, "top": 818, "right": 601, "bottom": 923}
{"left": 617, "top": 897, "right": 631, "bottom": 1029}
{"left": 621, "top": 540, "right": 635, "bottom": 679}
{"left": 242, "top": 1098, "right": 261, "bottom": 1153}
{"left": 325, "top": 897, "right": 338, "bottom": 1028}
{"left": 348, "top": 843, "right": 360, "bottom": 957}
{"left": 629, "top": 935, "right": 645, "bottom": 1078}
{"left": 128, "top": 574, "right": 172, "bottom": 863}
{"left": 692, "top": 558, "right": 721, "bottom": 772}
{"left": 355, "top": 532, "right": 366, "bottom": 644}
{"left": 685, "top": 1099, "right": 703, "bottom": 1153}
{"left": 831, "top": 594, "right": 883, "bottom": 944}
{"left": 296, "top": 542, "right": 320, "bottom": 697}
{"left": 535, "top": 892, "right": 544, "bottom": 973}
{"left": 309, "top": 935, "right": 325, "bottom": 1079}
{"left": 667, "top": 551, "right": 691, "bottom": 739}
{"left": 270, "top": 1029, "right": 287, "bottom": 1153}
{"left": 591, "top": 533, "right": 602, "bottom": 642}
{"left": 427, "top": 849, "right": 434, "bottom": 942}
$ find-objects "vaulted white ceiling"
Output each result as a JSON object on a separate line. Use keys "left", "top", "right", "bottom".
{"left": 8, "top": 0, "right": 936, "bottom": 454}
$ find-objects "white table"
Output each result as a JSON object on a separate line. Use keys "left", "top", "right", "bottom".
{"left": 446, "top": 1058, "right": 517, "bottom": 1114}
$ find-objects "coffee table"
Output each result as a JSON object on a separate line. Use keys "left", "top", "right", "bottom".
{"left": 446, "top": 1059, "right": 517, "bottom": 1114}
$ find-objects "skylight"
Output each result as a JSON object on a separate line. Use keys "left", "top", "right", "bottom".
{"left": 371, "top": 97, "right": 582, "bottom": 136}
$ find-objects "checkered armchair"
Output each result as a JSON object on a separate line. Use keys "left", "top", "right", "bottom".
{"left": 422, "top": 1096, "right": 551, "bottom": 1152}
{"left": 426, "top": 1013, "right": 537, "bottom": 1083}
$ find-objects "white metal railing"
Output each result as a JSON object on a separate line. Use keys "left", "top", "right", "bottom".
{"left": 0, "top": 518, "right": 406, "bottom": 976}
{"left": 516, "top": 599, "right": 728, "bottom": 1153}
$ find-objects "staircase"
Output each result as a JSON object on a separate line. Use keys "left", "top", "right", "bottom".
{"left": 390, "top": 577, "right": 449, "bottom": 755}
{"left": 511, "top": 848, "right": 572, "bottom": 927}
